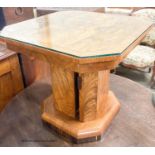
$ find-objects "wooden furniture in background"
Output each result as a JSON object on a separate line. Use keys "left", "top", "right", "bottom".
{"left": 0, "top": 43, "right": 24, "bottom": 111}
{"left": 2, "top": 7, "right": 34, "bottom": 25}
{"left": 0, "top": 11, "right": 152, "bottom": 142}
{"left": 36, "top": 7, "right": 104, "bottom": 17}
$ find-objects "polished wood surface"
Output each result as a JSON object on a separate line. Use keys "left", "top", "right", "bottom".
{"left": 0, "top": 45, "right": 24, "bottom": 111}
{"left": 50, "top": 65, "right": 75, "bottom": 118}
{"left": 79, "top": 70, "right": 110, "bottom": 121}
{"left": 79, "top": 72, "right": 98, "bottom": 121}
{"left": 42, "top": 91, "right": 120, "bottom": 140}
{"left": 0, "top": 11, "right": 152, "bottom": 142}
{"left": 1, "top": 11, "right": 152, "bottom": 58}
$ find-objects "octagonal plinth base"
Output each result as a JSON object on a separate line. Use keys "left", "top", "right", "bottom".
{"left": 41, "top": 91, "right": 120, "bottom": 143}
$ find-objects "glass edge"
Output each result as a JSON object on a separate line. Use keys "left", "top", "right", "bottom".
{"left": 0, "top": 35, "right": 121, "bottom": 59}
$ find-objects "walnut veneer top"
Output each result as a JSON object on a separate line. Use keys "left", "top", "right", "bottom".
{"left": 0, "top": 11, "right": 152, "bottom": 58}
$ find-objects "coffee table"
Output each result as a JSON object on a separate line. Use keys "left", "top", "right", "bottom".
{"left": 0, "top": 11, "right": 152, "bottom": 142}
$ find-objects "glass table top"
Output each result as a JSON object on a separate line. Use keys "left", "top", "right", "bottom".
{"left": 0, "top": 11, "right": 152, "bottom": 58}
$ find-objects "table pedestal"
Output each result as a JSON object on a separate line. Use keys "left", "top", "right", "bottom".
{"left": 41, "top": 66, "right": 120, "bottom": 142}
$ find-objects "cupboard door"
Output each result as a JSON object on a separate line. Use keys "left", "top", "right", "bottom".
{"left": 0, "top": 73, "right": 14, "bottom": 111}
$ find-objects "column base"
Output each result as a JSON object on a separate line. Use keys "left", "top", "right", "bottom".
{"left": 41, "top": 91, "right": 120, "bottom": 143}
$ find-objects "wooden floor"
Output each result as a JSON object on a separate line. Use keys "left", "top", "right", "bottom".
{"left": 0, "top": 74, "right": 155, "bottom": 146}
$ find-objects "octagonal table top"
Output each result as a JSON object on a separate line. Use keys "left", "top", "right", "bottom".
{"left": 0, "top": 11, "right": 152, "bottom": 58}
